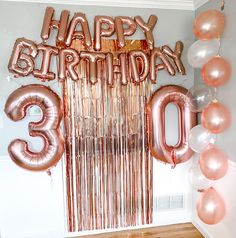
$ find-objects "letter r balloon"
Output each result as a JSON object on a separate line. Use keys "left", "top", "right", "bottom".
{"left": 147, "top": 85, "right": 197, "bottom": 166}
{"left": 4, "top": 85, "right": 65, "bottom": 171}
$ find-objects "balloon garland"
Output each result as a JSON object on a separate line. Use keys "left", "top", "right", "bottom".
{"left": 187, "top": 3, "right": 229, "bottom": 225}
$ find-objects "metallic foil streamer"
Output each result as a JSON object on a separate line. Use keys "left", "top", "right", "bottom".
{"left": 62, "top": 39, "right": 153, "bottom": 232}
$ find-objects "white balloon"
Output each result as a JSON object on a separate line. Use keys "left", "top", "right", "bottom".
{"left": 187, "top": 39, "right": 220, "bottom": 68}
{"left": 187, "top": 84, "right": 214, "bottom": 112}
{"left": 188, "top": 164, "right": 211, "bottom": 192}
{"left": 189, "top": 124, "right": 216, "bottom": 153}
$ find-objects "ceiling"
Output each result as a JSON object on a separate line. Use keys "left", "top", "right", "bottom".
{"left": 1, "top": 0, "right": 209, "bottom": 10}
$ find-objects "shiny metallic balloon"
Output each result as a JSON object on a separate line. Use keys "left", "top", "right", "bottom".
{"left": 147, "top": 85, "right": 197, "bottom": 166}
{"left": 202, "top": 101, "right": 231, "bottom": 134}
{"left": 5, "top": 84, "right": 65, "bottom": 171}
{"left": 94, "top": 15, "right": 115, "bottom": 51}
{"left": 8, "top": 38, "right": 38, "bottom": 77}
{"left": 199, "top": 144, "right": 228, "bottom": 180}
{"left": 40, "top": 7, "right": 70, "bottom": 47}
{"left": 80, "top": 52, "right": 106, "bottom": 85}
{"left": 115, "top": 16, "right": 137, "bottom": 48}
{"left": 129, "top": 50, "right": 149, "bottom": 83}
{"left": 33, "top": 44, "right": 58, "bottom": 81}
{"left": 162, "top": 41, "right": 186, "bottom": 75}
{"left": 194, "top": 10, "right": 225, "bottom": 40}
{"left": 58, "top": 48, "right": 80, "bottom": 81}
{"left": 197, "top": 187, "right": 226, "bottom": 225}
{"left": 65, "top": 12, "right": 91, "bottom": 48}
{"left": 134, "top": 15, "right": 157, "bottom": 50}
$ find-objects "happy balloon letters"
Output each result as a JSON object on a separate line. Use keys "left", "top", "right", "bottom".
{"left": 8, "top": 7, "right": 186, "bottom": 85}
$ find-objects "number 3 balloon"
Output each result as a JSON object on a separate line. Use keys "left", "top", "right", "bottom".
{"left": 4, "top": 84, "right": 65, "bottom": 171}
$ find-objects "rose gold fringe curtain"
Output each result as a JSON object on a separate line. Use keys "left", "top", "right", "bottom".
{"left": 62, "top": 40, "right": 153, "bottom": 232}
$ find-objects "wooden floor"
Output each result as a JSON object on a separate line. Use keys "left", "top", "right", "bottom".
{"left": 80, "top": 223, "right": 204, "bottom": 238}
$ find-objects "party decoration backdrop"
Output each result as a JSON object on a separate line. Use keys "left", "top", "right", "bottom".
{"left": 63, "top": 39, "right": 153, "bottom": 232}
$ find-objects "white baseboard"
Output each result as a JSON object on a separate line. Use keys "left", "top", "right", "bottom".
{"left": 192, "top": 220, "right": 213, "bottom": 238}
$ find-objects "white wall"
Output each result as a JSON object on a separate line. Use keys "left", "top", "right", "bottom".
{"left": 193, "top": 1, "right": 236, "bottom": 237}
{"left": 0, "top": 1, "right": 195, "bottom": 237}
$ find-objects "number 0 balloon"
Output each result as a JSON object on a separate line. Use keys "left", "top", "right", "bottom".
{"left": 4, "top": 85, "right": 65, "bottom": 171}
{"left": 147, "top": 85, "right": 197, "bottom": 166}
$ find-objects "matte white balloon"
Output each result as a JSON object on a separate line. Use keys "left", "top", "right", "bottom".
{"left": 187, "top": 39, "right": 220, "bottom": 68}
{"left": 189, "top": 124, "right": 216, "bottom": 153}
{"left": 188, "top": 164, "right": 211, "bottom": 192}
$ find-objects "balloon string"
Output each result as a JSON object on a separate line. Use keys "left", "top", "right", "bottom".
{"left": 221, "top": 0, "right": 225, "bottom": 11}
{"left": 170, "top": 146, "right": 176, "bottom": 169}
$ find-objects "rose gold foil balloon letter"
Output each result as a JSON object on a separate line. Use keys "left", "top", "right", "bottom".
{"left": 115, "top": 16, "right": 137, "bottom": 48}
{"left": 150, "top": 48, "right": 175, "bottom": 83}
{"left": 147, "top": 85, "right": 197, "bottom": 166}
{"left": 162, "top": 41, "right": 186, "bottom": 75}
{"left": 94, "top": 16, "right": 115, "bottom": 51}
{"left": 80, "top": 52, "right": 105, "bottom": 84}
{"left": 194, "top": 10, "right": 225, "bottom": 40}
{"left": 8, "top": 38, "right": 38, "bottom": 77}
{"left": 33, "top": 44, "right": 58, "bottom": 81}
{"left": 4, "top": 84, "right": 65, "bottom": 171}
{"left": 58, "top": 48, "right": 80, "bottom": 81}
{"left": 66, "top": 13, "right": 91, "bottom": 48}
{"left": 135, "top": 15, "right": 157, "bottom": 50}
{"left": 41, "top": 7, "right": 70, "bottom": 46}
{"left": 129, "top": 50, "right": 149, "bottom": 83}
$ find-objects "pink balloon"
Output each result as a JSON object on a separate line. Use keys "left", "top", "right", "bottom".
{"left": 202, "top": 56, "right": 231, "bottom": 87}
{"left": 200, "top": 145, "right": 228, "bottom": 180}
{"left": 194, "top": 10, "right": 225, "bottom": 40}
{"left": 202, "top": 102, "right": 231, "bottom": 134}
{"left": 197, "top": 187, "right": 226, "bottom": 225}
{"left": 147, "top": 85, "right": 197, "bottom": 166}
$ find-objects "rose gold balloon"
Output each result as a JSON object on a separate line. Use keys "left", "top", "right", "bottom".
{"left": 200, "top": 145, "right": 228, "bottom": 180}
{"left": 94, "top": 16, "right": 115, "bottom": 51}
{"left": 194, "top": 10, "right": 225, "bottom": 40}
{"left": 147, "top": 85, "right": 197, "bottom": 166}
{"left": 162, "top": 41, "right": 186, "bottom": 75}
{"left": 115, "top": 16, "right": 137, "bottom": 48}
{"left": 202, "top": 56, "right": 231, "bottom": 87}
{"left": 202, "top": 102, "right": 231, "bottom": 134}
{"left": 80, "top": 52, "right": 106, "bottom": 84}
{"left": 40, "top": 7, "right": 70, "bottom": 47}
{"left": 197, "top": 187, "right": 226, "bottom": 224}
{"left": 8, "top": 38, "right": 38, "bottom": 77}
{"left": 4, "top": 85, "right": 65, "bottom": 171}
{"left": 134, "top": 15, "right": 157, "bottom": 50}
{"left": 58, "top": 48, "right": 80, "bottom": 81}
{"left": 65, "top": 12, "right": 91, "bottom": 48}
{"left": 33, "top": 44, "right": 58, "bottom": 81}
{"left": 129, "top": 50, "right": 149, "bottom": 83}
